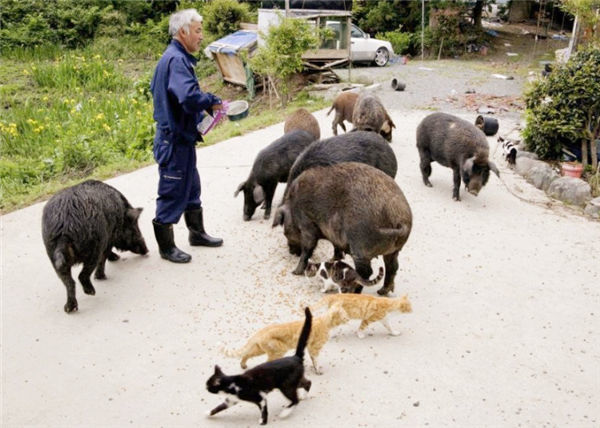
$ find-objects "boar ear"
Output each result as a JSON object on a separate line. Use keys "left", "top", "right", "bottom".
{"left": 234, "top": 181, "right": 245, "bottom": 198}
{"left": 464, "top": 156, "right": 474, "bottom": 172}
{"left": 127, "top": 207, "right": 142, "bottom": 221}
{"left": 489, "top": 161, "right": 500, "bottom": 177}
{"left": 253, "top": 185, "right": 265, "bottom": 204}
{"left": 272, "top": 206, "right": 284, "bottom": 227}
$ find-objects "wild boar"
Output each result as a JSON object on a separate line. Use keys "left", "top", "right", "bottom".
{"left": 273, "top": 162, "right": 412, "bottom": 296}
{"left": 327, "top": 91, "right": 358, "bottom": 136}
{"left": 42, "top": 180, "right": 148, "bottom": 313}
{"left": 284, "top": 108, "right": 320, "bottom": 140}
{"left": 235, "top": 129, "right": 316, "bottom": 221}
{"left": 328, "top": 91, "right": 395, "bottom": 141}
{"left": 284, "top": 131, "right": 397, "bottom": 196}
{"left": 351, "top": 93, "right": 396, "bottom": 142}
{"left": 416, "top": 112, "right": 499, "bottom": 201}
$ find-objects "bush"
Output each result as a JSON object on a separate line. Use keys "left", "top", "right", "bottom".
{"left": 376, "top": 30, "right": 414, "bottom": 55}
{"left": 203, "top": 0, "right": 251, "bottom": 39}
{"left": 523, "top": 46, "right": 600, "bottom": 162}
{"left": 249, "top": 15, "right": 319, "bottom": 107}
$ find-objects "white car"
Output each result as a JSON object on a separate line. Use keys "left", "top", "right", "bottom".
{"left": 327, "top": 22, "right": 395, "bottom": 67}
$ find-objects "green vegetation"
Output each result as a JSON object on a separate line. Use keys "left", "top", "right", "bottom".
{"left": 0, "top": 1, "right": 325, "bottom": 212}
{"left": 523, "top": 45, "right": 600, "bottom": 171}
{"left": 250, "top": 15, "right": 319, "bottom": 107}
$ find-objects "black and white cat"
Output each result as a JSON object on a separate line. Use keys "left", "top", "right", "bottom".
{"left": 305, "top": 260, "right": 384, "bottom": 294}
{"left": 205, "top": 307, "right": 313, "bottom": 425}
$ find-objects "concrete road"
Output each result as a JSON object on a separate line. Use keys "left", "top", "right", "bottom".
{"left": 2, "top": 109, "right": 599, "bottom": 427}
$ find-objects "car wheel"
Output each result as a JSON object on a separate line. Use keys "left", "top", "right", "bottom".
{"left": 374, "top": 47, "right": 389, "bottom": 67}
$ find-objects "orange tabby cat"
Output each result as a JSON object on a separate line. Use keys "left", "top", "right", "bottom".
{"left": 222, "top": 303, "right": 349, "bottom": 374}
{"left": 312, "top": 294, "right": 412, "bottom": 339}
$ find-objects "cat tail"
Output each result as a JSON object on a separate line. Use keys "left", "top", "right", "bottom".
{"left": 357, "top": 266, "right": 385, "bottom": 286}
{"left": 220, "top": 342, "right": 248, "bottom": 359}
{"left": 295, "top": 307, "right": 313, "bottom": 360}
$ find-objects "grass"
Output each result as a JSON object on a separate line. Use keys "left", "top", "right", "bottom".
{"left": 0, "top": 46, "right": 328, "bottom": 213}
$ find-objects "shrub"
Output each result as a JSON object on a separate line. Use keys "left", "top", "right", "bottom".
{"left": 523, "top": 46, "right": 600, "bottom": 165}
{"left": 376, "top": 30, "right": 414, "bottom": 55}
{"left": 250, "top": 15, "right": 319, "bottom": 107}
{"left": 203, "top": 0, "right": 251, "bottom": 39}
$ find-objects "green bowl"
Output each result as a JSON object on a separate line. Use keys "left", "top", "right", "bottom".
{"left": 227, "top": 100, "right": 249, "bottom": 121}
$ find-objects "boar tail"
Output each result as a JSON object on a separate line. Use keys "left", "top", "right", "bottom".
{"left": 378, "top": 226, "right": 410, "bottom": 247}
{"left": 52, "top": 239, "right": 72, "bottom": 272}
{"left": 326, "top": 105, "right": 334, "bottom": 116}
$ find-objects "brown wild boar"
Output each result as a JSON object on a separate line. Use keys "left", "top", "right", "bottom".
{"left": 284, "top": 108, "right": 320, "bottom": 141}
{"left": 273, "top": 162, "right": 412, "bottom": 296}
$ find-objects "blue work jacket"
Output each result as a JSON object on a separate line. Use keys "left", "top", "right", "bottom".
{"left": 150, "top": 39, "right": 221, "bottom": 145}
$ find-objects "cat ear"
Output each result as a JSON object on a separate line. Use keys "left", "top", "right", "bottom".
{"left": 214, "top": 365, "right": 223, "bottom": 375}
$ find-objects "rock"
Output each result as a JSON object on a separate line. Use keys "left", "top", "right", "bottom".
{"left": 547, "top": 177, "right": 592, "bottom": 207}
{"left": 515, "top": 157, "right": 542, "bottom": 176}
{"left": 516, "top": 150, "right": 538, "bottom": 160}
{"left": 584, "top": 197, "right": 600, "bottom": 219}
{"left": 526, "top": 163, "right": 559, "bottom": 191}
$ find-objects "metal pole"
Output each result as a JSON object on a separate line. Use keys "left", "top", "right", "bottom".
{"left": 421, "top": 0, "right": 425, "bottom": 61}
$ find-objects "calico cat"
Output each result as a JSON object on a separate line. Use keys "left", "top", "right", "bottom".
{"left": 305, "top": 260, "right": 385, "bottom": 294}
{"left": 206, "top": 308, "right": 313, "bottom": 425}
{"left": 222, "top": 303, "right": 349, "bottom": 374}
{"left": 312, "top": 294, "right": 412, "bottom": 339}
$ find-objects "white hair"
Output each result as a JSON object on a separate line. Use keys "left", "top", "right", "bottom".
{"left": 169, "top": 9, "right": 203, "bottom": 37}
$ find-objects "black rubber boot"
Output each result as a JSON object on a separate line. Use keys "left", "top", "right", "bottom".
{"left": 152, "top": 220, "right": 191, "bottom": 263}
{"left": 184, "top": 208, "right": 223, "bottom": 247}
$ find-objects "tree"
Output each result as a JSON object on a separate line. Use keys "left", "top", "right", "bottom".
{"left": 249, "top": 15, "right": 318, "bottom": 107}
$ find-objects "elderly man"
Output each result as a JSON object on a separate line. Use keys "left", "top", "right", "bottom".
{"left": 150, "top": 9, "right": 223, "bottom": 263}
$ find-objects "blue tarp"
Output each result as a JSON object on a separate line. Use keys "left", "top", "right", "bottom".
{"left": 207, "top": 31, "right": 257, "bottom": 55}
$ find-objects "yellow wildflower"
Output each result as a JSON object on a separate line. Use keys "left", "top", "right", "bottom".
{"left": 96, "top": 113, "right": 105, "bottom": 120}
{"left": 102, "top": 123, "right": 111, "bottom": 132}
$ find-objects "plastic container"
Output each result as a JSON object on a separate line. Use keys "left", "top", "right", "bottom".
{"left": 197, "top": 100, "right": 229, "bottom": 135}
{"left": 391, "top": 78, "right": 406, "bottom": 91}
{"left": 227, "top": 100, "right": 249, "bottom": 121}
{"left": 475, "top": 115, "right": 499, "bottom": 136}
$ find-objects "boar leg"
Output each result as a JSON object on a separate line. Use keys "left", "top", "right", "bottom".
{"left": 452, "top": 167, "right": 461, "bottom": 201}
{"left": 78, "top": 261, "right": 97, "bottom": 296}
{"left": 418, "top": 149, "right": 433, "bottom": 187}
{"left": 292, "top": 229, "right": 319, "bottom": 275}
{"left": 262, "top": 183, "right": 277, "bottom": 220}
{"left": 332, "top": 247, "right": 344, "bottom": 261}
{"left": 378, "top": 251, "right": 399, "bottom": 296}
{"left": 56, "top": 267, "right": 78, "bottom": 313}
{"left": 353, "top": 257, "right": 373, "bottom": 282}
{"left": 94, "top": 248, "right": 111, "bottom": 280}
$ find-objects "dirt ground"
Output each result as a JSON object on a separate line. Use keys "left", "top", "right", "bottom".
{"left": 2, "top": 21, "right": 599, "bottom": 428}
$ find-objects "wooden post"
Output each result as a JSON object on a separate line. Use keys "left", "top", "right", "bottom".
{"left": 285, "top": 0, "right": 290, "bottom": 17}
{"left": 421, "top": 0, "right": 425, "bottom": 61}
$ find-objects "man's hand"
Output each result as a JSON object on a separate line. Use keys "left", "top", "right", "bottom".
{"left": 212, "top": 103, "right": 224, "bottom": 111}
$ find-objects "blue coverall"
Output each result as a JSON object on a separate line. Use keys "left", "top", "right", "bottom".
{"left": 150, "top": 40, "right": 221, "bottom": 225}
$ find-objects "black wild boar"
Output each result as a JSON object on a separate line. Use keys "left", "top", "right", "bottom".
{"left": 273, "top": 163, "right": 412, "bottom": 296}
{"left": 235, "top": 129, "right": 316, "bottom": 221}
{"left": 416, "top": 112, "right": 499, "bottom": 201}
{"left": 42, "top": 180, "right": 148, "bottom": 313}
{"left": 284, "top": 108, "right": 320, "bottom": 141}
{"left": 284, "top": 131, "right": 397, "bottom": 197}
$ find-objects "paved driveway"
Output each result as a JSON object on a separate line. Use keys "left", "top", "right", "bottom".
{"left": 2, "top": 108, "right": 599, "bottom": 427}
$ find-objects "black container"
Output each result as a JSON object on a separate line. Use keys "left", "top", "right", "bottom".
{"left": 391, "top": 78, "right": 406, "bottom": 91}
{"left": 475, "top": 115, "right": 499, "bottom": 136}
